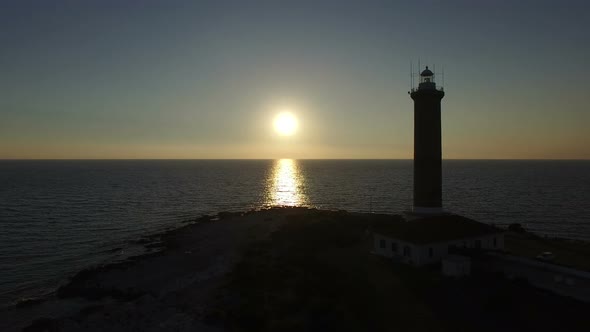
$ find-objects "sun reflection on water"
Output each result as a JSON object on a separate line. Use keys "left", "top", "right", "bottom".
{"left": 266, "top": 159, "right": 306, "bottom": 207}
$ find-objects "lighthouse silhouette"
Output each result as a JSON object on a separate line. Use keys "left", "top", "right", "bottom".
{"left": 410, "top": 66, "right": 445, "bottom": 215}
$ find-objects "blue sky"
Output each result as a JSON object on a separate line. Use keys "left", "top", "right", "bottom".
{"left": 1, "top": 0, "right": 589, "bottom": 158}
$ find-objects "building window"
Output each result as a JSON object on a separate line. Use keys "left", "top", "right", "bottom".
{"left": 429, "top": 247, "right": 434, "bottom": 258}
{"left": 463, "top": 241, "right": 467, "bottom": 248}
{"left": 391, "top": 242, "right": 398, "bottom": 252}
{"left": 403, "top": 245, "right": 411, "bottom": 257}
{"left": 380, "top": 239, "right": 386, "bottom": 249}
{"left": 475, "top": 239, "right": 482, "bottom": 249}
{"left": 493, "top": 237, "right": 497, "bottom": 248}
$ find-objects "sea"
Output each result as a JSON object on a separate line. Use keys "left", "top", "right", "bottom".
{"left": 0, "top": 159, "right": 589, "bottom": 309}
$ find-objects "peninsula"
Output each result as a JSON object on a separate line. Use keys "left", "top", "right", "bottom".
{"left": 12, "top": 207, "right": 590, "bottom": 332}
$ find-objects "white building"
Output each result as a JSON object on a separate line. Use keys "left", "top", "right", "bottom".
{"left": 372, "top": 214, "right": 504, "bottom": 266}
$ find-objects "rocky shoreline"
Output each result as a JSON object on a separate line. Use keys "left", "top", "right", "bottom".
{"left": 5, "top": 207, "right": 306, "bottom": 332}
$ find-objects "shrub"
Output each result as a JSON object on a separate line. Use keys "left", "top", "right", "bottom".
{"left": 508, "top": 223, "right": 525, "bottom": 233}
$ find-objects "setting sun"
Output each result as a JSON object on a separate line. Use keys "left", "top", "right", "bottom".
{"left": 273, "top": 112, "right": 298, "bottom": 136}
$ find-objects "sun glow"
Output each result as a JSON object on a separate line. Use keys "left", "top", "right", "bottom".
{"left": 273, "top": 112, "right": 298, "bottom": 136}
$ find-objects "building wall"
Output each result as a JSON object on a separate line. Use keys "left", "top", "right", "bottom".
{"left": 373, "top": 233, "right": 505, "bottom": 266}
{"left": 411, "top": 88, "right": 445, "bottom": 209}
{"left": 373, "top": 234, "right": 418, "bottom": 264}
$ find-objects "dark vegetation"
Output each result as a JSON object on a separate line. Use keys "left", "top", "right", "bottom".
{"left": 213, "top": 211, "right": 424, "bottom": 331}
{"left": 209, "top": 211, "right": 590, "bottom": 332}
{"left": 508, "top": 223, "right": 526, "bottom": 233}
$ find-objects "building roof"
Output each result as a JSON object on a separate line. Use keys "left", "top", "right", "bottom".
{"left": 420, "top": 66, "right": 433, "bottom": 77}
{"left": 372, "top": 214, "right": 502, "bottom": 245}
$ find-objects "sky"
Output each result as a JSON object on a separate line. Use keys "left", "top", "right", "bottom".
{"left": 1, "top": 0, "right": 589, "bottom": 159}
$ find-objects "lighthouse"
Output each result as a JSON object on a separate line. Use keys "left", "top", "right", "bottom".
{"left": 372, "top": 72, "right": 505, "bottom": 264}
{"left": 410, "top": 66, "right": 445, "bottom": 214}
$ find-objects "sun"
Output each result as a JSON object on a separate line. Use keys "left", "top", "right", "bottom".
{"left": 273, "top": 112, "right": 298, "bottom": 136}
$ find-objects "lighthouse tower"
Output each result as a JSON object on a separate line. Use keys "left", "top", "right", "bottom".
{"left": 410, "top": 66, "right": 445, "bottom": 214}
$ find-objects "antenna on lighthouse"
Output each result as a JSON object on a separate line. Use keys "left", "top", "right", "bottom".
{"left": 410, "top": 61, "right": 413, "bottom": 90}
{"left": 442, "top": 65, "right": 445, "bottom": 89}
{"left": 433, "top": 63, "right": 436, "bottom": 81}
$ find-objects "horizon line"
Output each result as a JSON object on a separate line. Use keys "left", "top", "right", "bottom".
{"left": 1, "top": 158, "right": 589, "bottom": 161}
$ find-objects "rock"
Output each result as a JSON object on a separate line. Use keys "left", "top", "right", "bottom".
{"left": 22, "top": 317, "right": 60, "bottom": 332}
